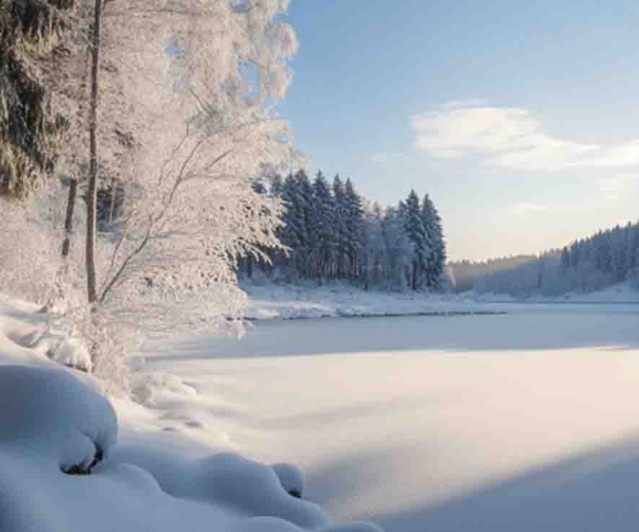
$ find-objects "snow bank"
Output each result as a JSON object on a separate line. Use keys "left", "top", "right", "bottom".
{"left": 241, "top": 281, "right": 497, "bottom": 320}
{"left": 0, "top": 297, "right": 383, "bottom": 532}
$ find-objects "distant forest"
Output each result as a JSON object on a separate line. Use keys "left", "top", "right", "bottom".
{"left": 240, "top": 170, "right": 449, "bottom": 292}
{"left": 449, "top": 256, "right": 536, "bottom": 293}
{"left": 452, "top": 222, "right": 639, "bottom": 297}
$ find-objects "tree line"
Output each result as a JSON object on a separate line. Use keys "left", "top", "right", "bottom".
{"left": 239, "top": 171, "right": 449, "bottom": 292}
{"left": 474, "top": 222, "right": 639, "bottom": 297}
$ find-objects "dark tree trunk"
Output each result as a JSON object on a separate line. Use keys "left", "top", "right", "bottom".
{"left": 61, "top": 179, "right": 78, "bottom": 257}
{"left": 85, "top": 0, "right": 103, "bottom": 304}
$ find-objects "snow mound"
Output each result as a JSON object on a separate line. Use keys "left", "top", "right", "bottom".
{"left": 272, "top": 463, "right": 305, "bottom": 498}
{"left": 0, "top": 298, "right": 91, "bottom": 371}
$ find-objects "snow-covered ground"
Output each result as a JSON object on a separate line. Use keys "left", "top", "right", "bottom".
{"left": 4, "top": 294, "right": 639, "bottom": 531}
{"left": 241, "top": 281, "right": 500, "bottom": 320}
{"left": 0, "top": 296, "right": 381, "bottom": 532}
{"left": 241, "top": 280, "right": 639, "bottom": 321}
{"left": 472, "top": 281, "right": 639, "bottom": 304}
{"left": 139, "top": 300, "right": 639, "bottom": 532}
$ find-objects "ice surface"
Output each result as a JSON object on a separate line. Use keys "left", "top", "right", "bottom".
{"left": 142, "top": 300, "right": 639, "bottom": 532}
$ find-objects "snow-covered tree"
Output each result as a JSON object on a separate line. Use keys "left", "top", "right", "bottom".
{"left": 421, "top": 193, "right": 446, "bottom": 289}
{"left": 332, "top": 175, "right": 349, "bottom": 279}
{"left": 403, "top": 190, "right": 428, "bottom": 290}
{"left": 382, "top": 206, "right": 412, "bottom": 291}
{"left": 311, "top": 171, "right": 335, "bottom": 280}
{"left": 344, "top": 178, "right": 363, "bottom": 280}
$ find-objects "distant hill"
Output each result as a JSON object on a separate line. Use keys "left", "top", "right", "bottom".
{"left": 449, "top": 256, "right": 536, "bottom": 293}
{"left": 456, "top": 221, "right": 639, "bottom": 297}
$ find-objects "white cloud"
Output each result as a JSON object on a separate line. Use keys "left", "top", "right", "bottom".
{"left": 411, "top": 103, "right": 639, "bottom": 172}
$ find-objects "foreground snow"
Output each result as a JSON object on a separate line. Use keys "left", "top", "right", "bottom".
{"left": 0, "top": 297, "right": 381, "bottom": 532}
{"left": 5, "top": 293, "right": 639, "bottom": 531}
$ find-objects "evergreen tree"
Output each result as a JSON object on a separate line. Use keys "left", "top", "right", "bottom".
{"left": 403, "top": 190, "right": 429, "bottom": 290}
{"left": 332, "top": 175, "right": 349, "bottom": 279}
{"left": 269, "top": 174, "right": 284, "bottom": 197}
{"left": 344, "top": 178, "right": 363, "bottom": 281}
{"left": 421, "top": 193, "right": 446, "bottom": 289}
{"left": 382, "top": 206, "right": 412, "bottom": 291}
{"left": 560, "top": 246, "right": 570, "bottom": 273}
{"left": 311, "top": 171, "right": 336, "bottom": 280}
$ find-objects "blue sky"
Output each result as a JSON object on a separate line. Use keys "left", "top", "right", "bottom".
{"left": 279, "top": 1, "right": 639, "bottom": 261}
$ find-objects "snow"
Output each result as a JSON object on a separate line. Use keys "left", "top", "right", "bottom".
{"left": 4, "top": 291, "right": 639, "bottom": 531}
{"left": 472, "top": 280, "right": 639, "bottom": 304}
{"left": 138, "top": 301, "right": 639, "bottom": 532}
{"left": 0, "top": 297, "right": 382, "bottom": 532}
{"left": 241, "top": 281, "right": 498, "bottom": 320}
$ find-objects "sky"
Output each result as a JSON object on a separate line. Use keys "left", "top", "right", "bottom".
{"left": 279, "top": 0, "right": 639, "bottom": 261}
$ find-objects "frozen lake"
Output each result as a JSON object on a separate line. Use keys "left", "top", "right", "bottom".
{"left": 140, "top": 303, "right": 639, "bottom": 532}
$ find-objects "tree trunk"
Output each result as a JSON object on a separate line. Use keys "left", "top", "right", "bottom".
{"left": 86, "top": 0, "right": 103, "bottom": 304}
{"left": 61, "top": 179, "right": 78, "bottom": 257}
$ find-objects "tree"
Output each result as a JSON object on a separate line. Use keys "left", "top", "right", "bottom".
{"left": 421, "top": 193, "right": 446, "bottom": 289}
{"left": 0, "top": 0, "right": 301, "bottom": 391}
{"left": 332, "top": 175, "right": 348, "bottom": 279}
{"left": 0, "top": 0, "right": 78, "bottom": 198}
{"left": 403, "top": 190, "right": 428, "bottom": 290}
{"left": 382, "top": 206, "right": 412, "bottom": 291}
{"left": 311, "top": 171, "right": 335, "bottom": 280}
{"left": 344, "top": 178, "right": 363, "bottom": 281}
{"left": 79, "top": 0, "right": 300, "bottom": 311}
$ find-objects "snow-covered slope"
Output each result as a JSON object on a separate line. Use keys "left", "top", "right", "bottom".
{"left": 0, "top": 297, "right": 381, "bottom": 532}
{"left": 472, "top": 281, "right": 639, "bottom": 304}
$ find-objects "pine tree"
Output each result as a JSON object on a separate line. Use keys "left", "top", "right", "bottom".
{"left": 382, "top": 206, "right": 412, "bottom": 291}
{"left": 403, "top": 190, "right": 428, "bottom": 290}
{"left": 281, "top": 173, "right": 306, "bottom": 275}
{"left": 421, "top": 193, "right": 446, "bottom": 289}
{"left": 344, "top": 178, "right": 363, "bottom": 281}
{"left": 312, "top": 170, "right": 335, "bottom": 280}
{"left": 332, "top": 175, "right": 348, "bottom": 279}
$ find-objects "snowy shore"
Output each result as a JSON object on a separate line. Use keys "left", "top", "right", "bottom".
{"left": 241, "top": 282, "right": 502, "bottom": 320}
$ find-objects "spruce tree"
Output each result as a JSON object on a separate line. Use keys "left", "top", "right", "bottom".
{"left": 332, "top": 175, "right": 348, "bottom": 279}
{"left": 421, "top": 193, "right": 446, "bottom": 289}
{"left": 312, "top": 170, "right": 336, "bottom": 280}
{"left": 403, "top": 190, "right": 428, "bottom": 290}
{"left": 344, "top": 178, "right": 363, "bottom": 281}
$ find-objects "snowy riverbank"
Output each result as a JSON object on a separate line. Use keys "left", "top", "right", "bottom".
{"left": 240, "top": 281, "right": 500, "bottom": 320}
{"left": 240, "top": 280, "right": 639, "bottom": 321}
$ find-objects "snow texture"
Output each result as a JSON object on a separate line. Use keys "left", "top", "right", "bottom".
{"left": 241, "top": 281, "right": 498, "bottom": 320}
{"left": 0, "top": 297, "right": 382, "bottom": 532}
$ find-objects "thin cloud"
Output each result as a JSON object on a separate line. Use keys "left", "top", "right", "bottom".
{"left": 411, "top": 103, "right": 639, "bottom": 172}
{"left": 371, "top": 151, "right": 407, "bottom": 164}
{"left": 598, "top": 173, "right": 639, "bottom": 201}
